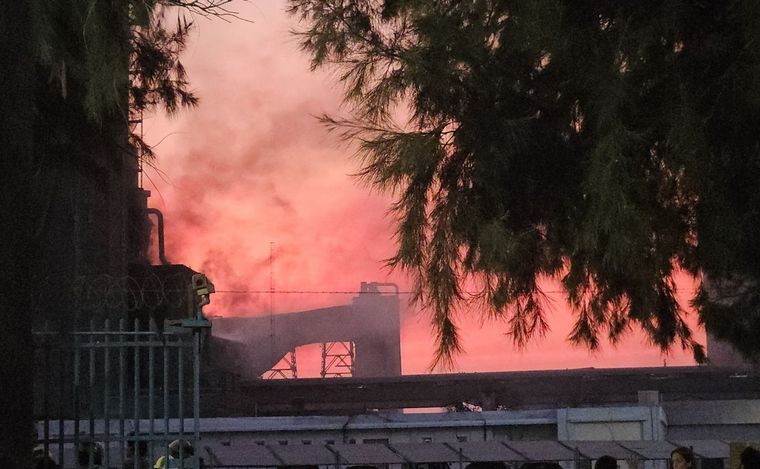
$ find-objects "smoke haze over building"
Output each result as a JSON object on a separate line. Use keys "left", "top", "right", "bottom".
{"left": 144, "top": 0, "right": 703, "bottom": 376}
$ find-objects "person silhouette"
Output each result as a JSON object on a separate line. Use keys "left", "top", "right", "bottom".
{"left": 741, "top": 447, "right": 760, "bottom": 469}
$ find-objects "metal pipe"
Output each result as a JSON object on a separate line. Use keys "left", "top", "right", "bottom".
{"left": 163, "top": 331, "right": 170, "bottom": 467}
{"left": 42, "top": 322, "right": 50, "bottom": 463}
{"left": 146, "top": 208, "right": 169, "bottom": 265}
{"left": 88, "top": 322, "right": 95, "bottom": 467}
{"left": 119, "top": 319, "right": 126, "bottom": 465}
{"left": 133, "top": 319, "right": 141, "bottom": 466}
{"left": 194, "top": 303, "right": 202, "bottom": 469}
{"left": 103, "top": 320, "right": 111, "bottom": 469}
{"left": 178, "top": 344, "right": 184, "bottom": 440}
{"left": 58, "top": 344, "right": 65, "bottom": 468}
{"left": 149, "top": 319, "right": 156, "bottom": 461}
{"left": 73, "top": 330, "right": 81, "bottom": 468}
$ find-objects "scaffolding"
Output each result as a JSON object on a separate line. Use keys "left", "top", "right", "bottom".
{"left": 320, "top": 342, "right": 355, "bottom": 378}
{"left": 262, "top": 351, "right": 297, "bottom": 379}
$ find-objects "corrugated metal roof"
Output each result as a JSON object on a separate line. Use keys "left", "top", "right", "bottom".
{"left": 616, "top": 440, "right": 678, "bottom": 460}
{"left": 267, "top": 443, "right": 339, "bottom": 465}
{"left": 328, "top": 443, "right": 407, "bottom": 464}
{"left": 503, "top": 441, "right": 576, "bottom": 461}
{"left": 191, "top": 440, "right": 732, "bottom": 467}
{"left": 392, "top": 442, "right": 463, "bottom": 463}
{"left": 204, "top": 443, "right": 283, "bottom": 467}
{"left": 33, "top": 438, "right": 733, "bottom": 468}
{"left": 42, "top": 440, "right": 733, "bottom": 468}
{"left": 560, "top": 441, "right": 640, "bottom": 460}
{"left": 444, "top": 441, "right": 527, "bottom": 462}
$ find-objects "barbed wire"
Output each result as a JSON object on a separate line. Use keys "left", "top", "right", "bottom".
{"left": 31, "top": 271, "right": 196, "bottom": 314}
{"left": 213, "top": 288, "right": 700, "bottom": 295}
{"left": 215, "top": 289, "right": 414, "bottom": 295}
{"left": 28, "top": 274, "right": 703, "bottom": 315}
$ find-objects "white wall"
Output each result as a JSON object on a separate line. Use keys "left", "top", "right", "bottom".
{"left": 557, "top": 406, "right": 667, "bottom": 440}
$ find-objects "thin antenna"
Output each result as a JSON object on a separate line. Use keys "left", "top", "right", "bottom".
{"left": 139, "top": 109, "right": 144, "bottom": 188}
{"left": 269, "top": 242, "right": 274, "bottom": 362}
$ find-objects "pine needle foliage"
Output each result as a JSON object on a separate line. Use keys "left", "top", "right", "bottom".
{"left": 29, "top": 0, "right": 244, "bottom": 162}
{"left": 290, "top": 0, "right": 760, "bottom": 368}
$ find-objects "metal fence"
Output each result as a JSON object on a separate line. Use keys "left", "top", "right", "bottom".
{"left": 33, "top": 318, "right": 205, "bottom": 468}
{"left": 33, "top": 274, "right": 214, "bottom": 469}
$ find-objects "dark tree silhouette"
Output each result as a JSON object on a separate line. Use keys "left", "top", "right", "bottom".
{"left": 289, "top": 0, "right": 760, "bottom": 367}
{"left": 0, "top": 1, "right": 243, "bottom": 465}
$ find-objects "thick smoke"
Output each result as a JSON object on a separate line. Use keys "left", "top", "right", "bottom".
{"left": 144, "top": 1, "right": 703, "bottom": 375}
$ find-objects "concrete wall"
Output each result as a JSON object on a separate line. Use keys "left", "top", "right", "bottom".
{"left": 664, "top": 400, "right": 760, "bottom": 440}
{"left": 557, "top": 406, "right": 666, "bottom": 441}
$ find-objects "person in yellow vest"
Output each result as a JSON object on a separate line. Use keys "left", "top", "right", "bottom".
{"left": 153, "top": 440, "right": 194, "bottom": 469}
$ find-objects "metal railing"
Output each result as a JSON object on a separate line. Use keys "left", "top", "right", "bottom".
{"left": 33, "top": 316, "right": 207, "bottom": 469}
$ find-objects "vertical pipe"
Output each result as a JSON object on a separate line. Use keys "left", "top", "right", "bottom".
{"left": 178, "top": 338, "right": 185, "bottom": 469}
{"left": 42, "top": 322, "right": 50, "bottom": 462}
{"left": 178, "top": 342, "right": 184, "bottom": 439}
{"left": 194, "top": 317, "right": 201, "bottom": 469}
{"left": 89, "top": 319, "right": 96, "bottom": 468}
{"left": 146, "top": 208, "right": 169, "bottom": 265}
{"left": 104, "top": 319, "right": 111, "bottom": 469}
{"left": 119, "top": 318, "right": 126, "bottom": 466}
{"left": 149, "top": 319, "right": 156, "bottom": 463}
{"left": 58, "top": 340, "right": 65, "bottom": 468}
{"left": 163, "top": 324, "right": 170, "bottom": 465}
{"left": 74, "top": 326, "right": 81, "bottom": 469}
{"left": 133, "top": 319, "right": 141, "bottom": 456}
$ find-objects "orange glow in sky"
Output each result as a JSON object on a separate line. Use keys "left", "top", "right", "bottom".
{"left": 145, "top": 1, "right": 704, "bottom": 376}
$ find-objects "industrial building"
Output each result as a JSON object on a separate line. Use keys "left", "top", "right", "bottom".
{"left": 34, "top": 280, "right": 760, "bottom": 468}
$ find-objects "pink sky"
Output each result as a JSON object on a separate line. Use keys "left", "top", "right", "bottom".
{"left": 144, "top": 1, "right": 704, "bottom": 377}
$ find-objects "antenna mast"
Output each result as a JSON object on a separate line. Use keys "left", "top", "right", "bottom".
{"left": 269, "top": 242, "right": 274, "bottom": 360}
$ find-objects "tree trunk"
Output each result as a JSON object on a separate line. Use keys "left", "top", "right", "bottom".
{"left": 0, "top": 0, "right": 37, "bottom": 467}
